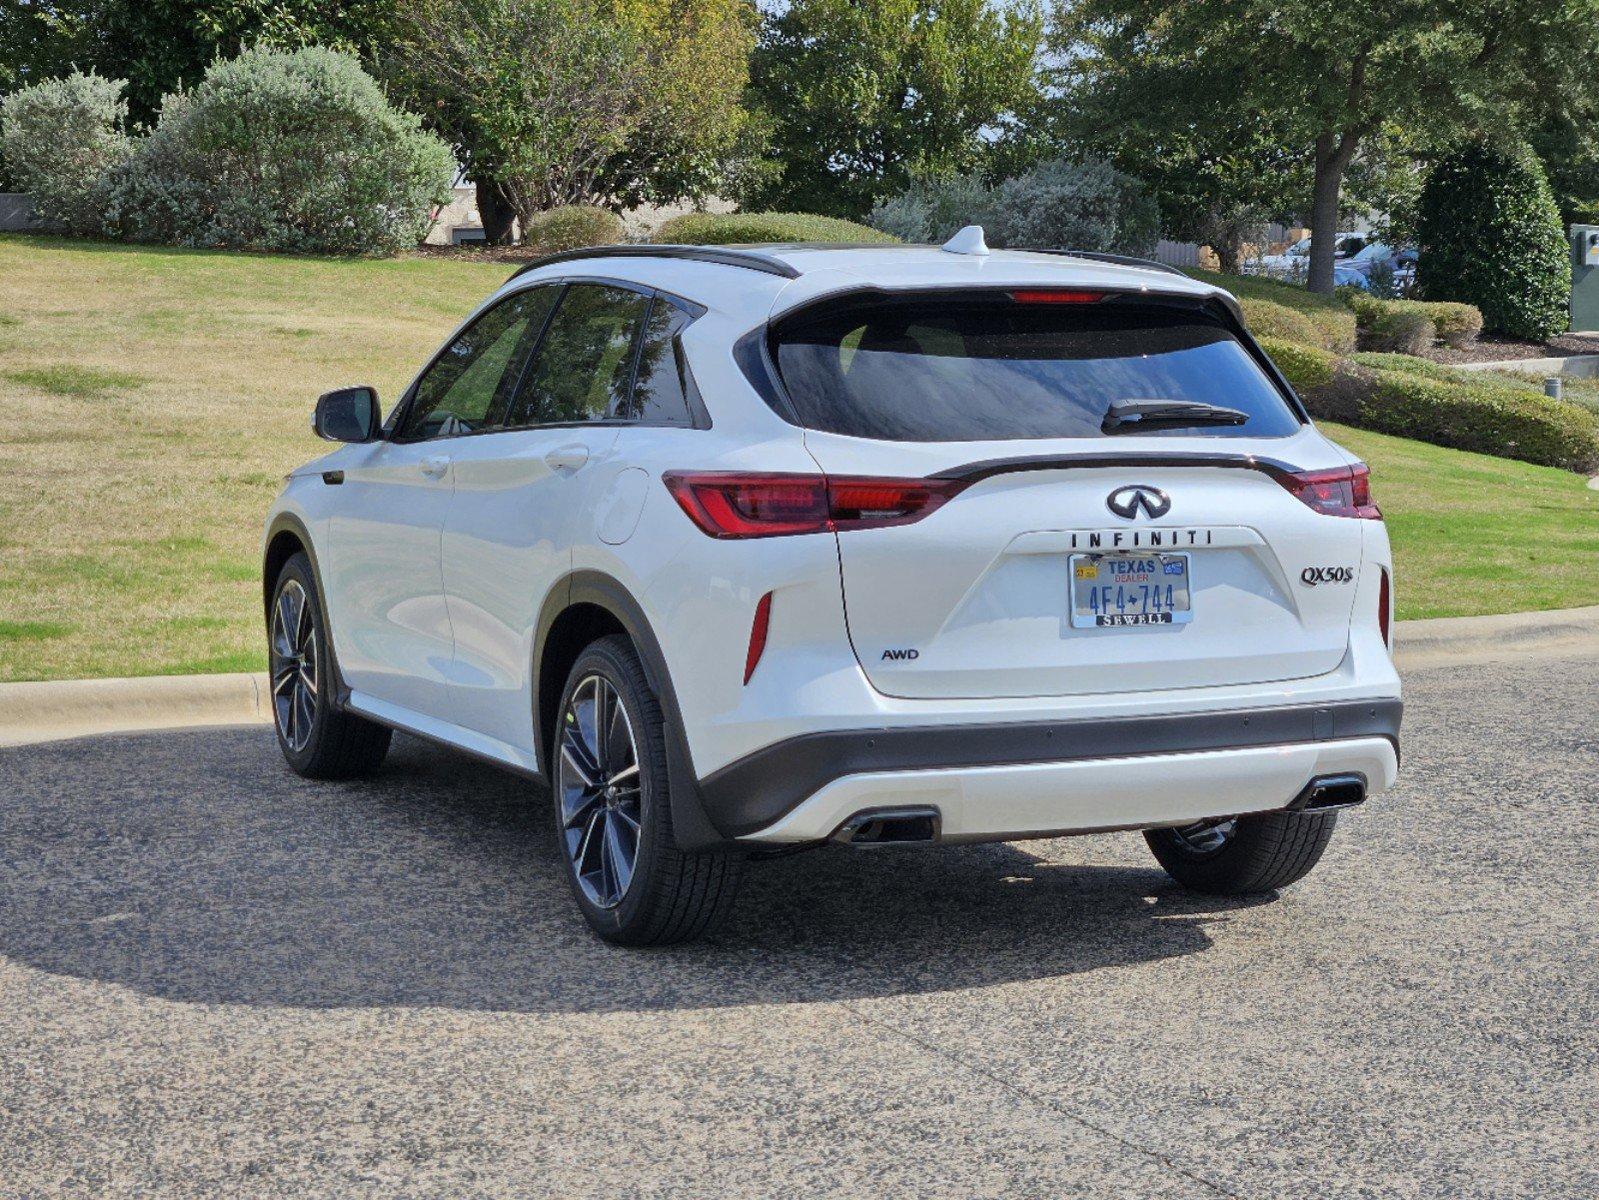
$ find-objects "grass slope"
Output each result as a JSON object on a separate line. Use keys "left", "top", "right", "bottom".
{"left": 1322, "top": 422, "right": 1599, "bottom": 619}
{"left": 0, "top": 235, "right": 507, "bottom": 681}
{"left": 0, "top": 236, "right": 1593, "bottom": 680}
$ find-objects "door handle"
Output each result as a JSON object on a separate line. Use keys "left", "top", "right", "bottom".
{"left": 544, "top": 443, "right": 590, "bottom": 471}
{"left": 420, "top": 454, "right": 450, "bottom": 479}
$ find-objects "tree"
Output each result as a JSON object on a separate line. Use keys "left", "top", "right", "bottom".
{"left": 1051, "top": 0, "right": 1599, "bottom": 292}
{"left": 1061, "top": 76, "right": 1306, "bottom": 273}
{"left": 746, "top": 0, "right": 1044, "bottom": 220}
{"left": 1417, "top": 142, "right": 1570, "bottom": 340}
{"left": 0, "top": 1, "right": 397, "bottom": 125}
{"left": 386, "top": 0, "right": 753, "bottom": 240}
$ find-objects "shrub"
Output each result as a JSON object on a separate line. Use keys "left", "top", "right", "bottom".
{"left": 1300, "top": 354, "right": 1599, "bottom": 472}
{"left": 1256, "top": 336, "right": 1335, "bottom": 392}
{"left": 987, "top": 157, "right": 1160, "bottom": 255}
{"left": 1239, "top": 298, "right": 1324, "bottom": 349}
{"left": 0, "top": 71, "right": 131, "bottom": 236}
{"left": 1417, "top": 142, "right": 1570, "bottom": 340}
{"left": 1191, "top": 268, "right": 1358, "bottom": 353}
{"left": 867, "top": 171, "right": 994, "bottom": 243}
{"left": 1425, "top": 301, "right": 1484, "bottom": 348}
{"left": 522, "top": 205, "right": 624, "bottom": 253}
{"left": 653, "top": 210, "right": 898, "bottom": 244}
{"left": 106, "top": 47, "right": 455, "bottom": 255}
{"left": 1346, "top": 292, "right": 1484, "bottom": 351}
{"left": 1362, "top": 306, "right": 1434, "bottom": 355}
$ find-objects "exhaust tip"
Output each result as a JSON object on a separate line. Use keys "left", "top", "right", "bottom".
{"left": 831, "top": 806, "right": 941, "bottom": 847}
{"left": 1292, "top": 773, "right": 1367, "bottom": 813}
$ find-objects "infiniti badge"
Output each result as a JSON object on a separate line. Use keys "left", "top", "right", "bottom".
{"left": 1106, "top": 484, "right": 1172, "bottom": 520}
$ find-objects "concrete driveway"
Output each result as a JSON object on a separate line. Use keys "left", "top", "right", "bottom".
{"left": 1, "top": 652, "right": 1594, "bottom": 1198}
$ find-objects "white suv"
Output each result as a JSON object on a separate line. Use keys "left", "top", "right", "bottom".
{"left": 263, "top": 232, "right": 1401, "bottom": 944}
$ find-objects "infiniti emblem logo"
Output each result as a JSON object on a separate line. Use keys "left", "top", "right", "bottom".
{"left": 1106, "top": 484, "right": 1172, "bottom": 520}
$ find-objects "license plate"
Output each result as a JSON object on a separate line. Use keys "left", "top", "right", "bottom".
{"left": 1069, "top": 552, "right": 1193, "bottom": 628}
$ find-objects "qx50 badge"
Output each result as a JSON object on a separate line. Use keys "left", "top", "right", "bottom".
{"left": 1106, "top": 484, "right": 1172, "bottom": 520}
{"left": 1301, "top": 566, "right": 1355, "bottom": 586}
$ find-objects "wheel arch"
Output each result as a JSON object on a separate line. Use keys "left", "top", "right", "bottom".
{"left": 533, "top": 570, "right": 727, "bottom": 850}
{"left": 262, "top": 512, "right": 351, "bottom": 710}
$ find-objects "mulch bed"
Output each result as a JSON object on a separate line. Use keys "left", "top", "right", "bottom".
{"left": 410, "top": 243, "right": 553, "bottom": 265}
{"left": 1425, "top": 332, "right": 1599, "bottom": 365}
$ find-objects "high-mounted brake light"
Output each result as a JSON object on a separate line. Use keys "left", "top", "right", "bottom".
{"left": 1278, "top": 463, "right": 1381, "bottom": 520}
{"left": 662, "top": 472, "right": 969, "bottom": 539}
{"left": 1009, "top": 289, "right": 1105, "bottom": 304}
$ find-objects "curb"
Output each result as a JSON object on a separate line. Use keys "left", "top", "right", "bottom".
{"left": 1394, "top": 604, "right": 1599, "bottom": 667}
{"left": 0, "top": 671, "right": 269, "bottom": 748}
{"left": 4, "top": 606, "right": 1599, "bottom": 746}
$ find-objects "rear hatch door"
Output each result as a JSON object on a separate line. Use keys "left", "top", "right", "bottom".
{"left": 771, "top": 288, "right": 1365, "bottom": 700}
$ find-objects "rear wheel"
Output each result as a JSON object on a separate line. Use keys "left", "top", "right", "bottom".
{"left": 1144, "top": 808, "right": 1337, "bottom": 895}
{"left": 269, "top": 552, "right": 391, "bottom": 779}
{"left": 553, "top": 635, "right": 742, "bottom": 945}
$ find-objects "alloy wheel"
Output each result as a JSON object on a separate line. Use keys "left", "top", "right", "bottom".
{"left": 270, "top": 579, "right": 318, "bottom": 753}
{"left": 1170, "top": 817, "right": 1237, "bottom": 855}
{"left": 558, "top": 674, "right": 643, "bottom": 909}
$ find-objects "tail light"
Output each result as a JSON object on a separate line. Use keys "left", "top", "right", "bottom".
{"left": 1278, "top": 463, "right": 1381, "bottom": 519}
{"left": 744, "top": 591, "right": 773, "bottom": 684}
{"left": 663, "top": 472, "right": 969, "bottom": 538}
{"left": 1378, "top": 567, "right": 1392, "bottom": 648}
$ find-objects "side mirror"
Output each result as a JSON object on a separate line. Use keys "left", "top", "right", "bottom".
{"left": 314, "top": 385, "right": 381, "bottom": 443}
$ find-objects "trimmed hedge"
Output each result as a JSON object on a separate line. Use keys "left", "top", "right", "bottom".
{"left": 1191, "top": 268, "right": 1358, "bottom": 353}
{"left": 1256, "top": 336, "right": 1336, "bottom": 392}
{"left": 653, "top": 210, "right": 899, "bottom": 245}
{"left": 1298, "top": 354, "right": 1599, "bottom": 472}
{"left": 1346, "top": 292, "right": 1483, "bottom": 350}
{"left": 522, "top": 205, "right": 623, "bottom": 253}
{"left": 1238, "top": 299, "right": 1323, "bottom": 350}
{"left": 1363, "top": 306, "right": 1433, "bottom": 355}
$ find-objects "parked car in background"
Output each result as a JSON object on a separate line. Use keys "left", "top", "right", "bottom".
{"left": 1333, "top": 263, "right": 1371, "bottom": 290}
{"left": 1250, "top": 232, "right": 1368, "bottom": 280}
{"left": 1338, "top": 244, "right": 1419, "bottom": 295}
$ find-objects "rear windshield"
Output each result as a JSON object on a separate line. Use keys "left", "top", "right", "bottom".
{"left": 769, "top": 294, "right": 1301, "bottom": 442}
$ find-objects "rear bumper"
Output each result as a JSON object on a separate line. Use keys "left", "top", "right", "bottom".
{"left": 700, "top": 697, "right": 1401, "bottom": 840}
{"left": 739, "top": 733, "right": 1398, "bottom": 844}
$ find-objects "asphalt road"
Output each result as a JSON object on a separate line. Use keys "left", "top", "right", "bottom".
{"left": 1, "top": 652, "right": 1595, "bottom": 1199}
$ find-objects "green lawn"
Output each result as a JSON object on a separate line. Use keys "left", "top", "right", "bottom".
{"left": 1322, "top": 422, "right": 1599, "bottom": 619}
{"left": 0, "top": 235, "right": 1594, "bottom": 681}
{"left": 0, "top": 235, "right": 507, "bottom": 682}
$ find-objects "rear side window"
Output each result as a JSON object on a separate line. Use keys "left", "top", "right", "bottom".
{"left": 619, "top": 299, "right": 694, "bottom": 424}
{"left": 508, "top": 283, "right": 649, "bottom": 426}
{"left": 769, "top": 294, "right": 1302, "bottom": 442}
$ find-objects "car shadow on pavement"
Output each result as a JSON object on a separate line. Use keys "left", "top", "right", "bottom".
{"left": 0, "top": 727, "right": 1271, "bottom": 1014}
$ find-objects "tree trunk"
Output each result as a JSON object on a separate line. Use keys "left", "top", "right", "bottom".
{"left": 1307, "top": 132, "right": 1360, "bottom": 294}
{"left": 477, "top": 179, "right": 516, "bottom": 246}
{"left": 1216, "top": 232, "right": 1243, "bottom": 276}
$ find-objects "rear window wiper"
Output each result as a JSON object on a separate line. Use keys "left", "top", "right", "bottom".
{"left": 1101, "top": 399, "right": 1249, "bottom": 433}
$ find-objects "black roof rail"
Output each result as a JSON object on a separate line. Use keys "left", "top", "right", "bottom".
{"left": 1021, "top": 248, "right": 1190, "bottom": 278}
{"left": 507, "top": 243, "right": 801, "bottom": 282}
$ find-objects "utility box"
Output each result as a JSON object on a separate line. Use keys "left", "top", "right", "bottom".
{"left": 1571, "top": 224, "right": 1599, "bottom": 331}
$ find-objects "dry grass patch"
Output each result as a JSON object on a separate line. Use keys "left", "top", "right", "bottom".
{"left": 0, "top": 235, "right": 507, "bottom": 681}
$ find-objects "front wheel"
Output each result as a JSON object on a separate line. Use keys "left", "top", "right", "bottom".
{"left": 1144, "top": 808, "right": 1337, "bottom": 895}
{"left": 268, "top": 552, "right": 390, "bottom": 779}
{"left": 553, "top": 635, "right": 742, "bottom": 945}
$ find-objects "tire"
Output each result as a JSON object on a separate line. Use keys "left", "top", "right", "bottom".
{"left": 551, "top": 634, "right": 742, "bottom": 945}
{"left": 268, "top": 551, "right": 391, "bottom": 779}
{"left": 1144, "top": 808, "right": 1337, "bottom": 895}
